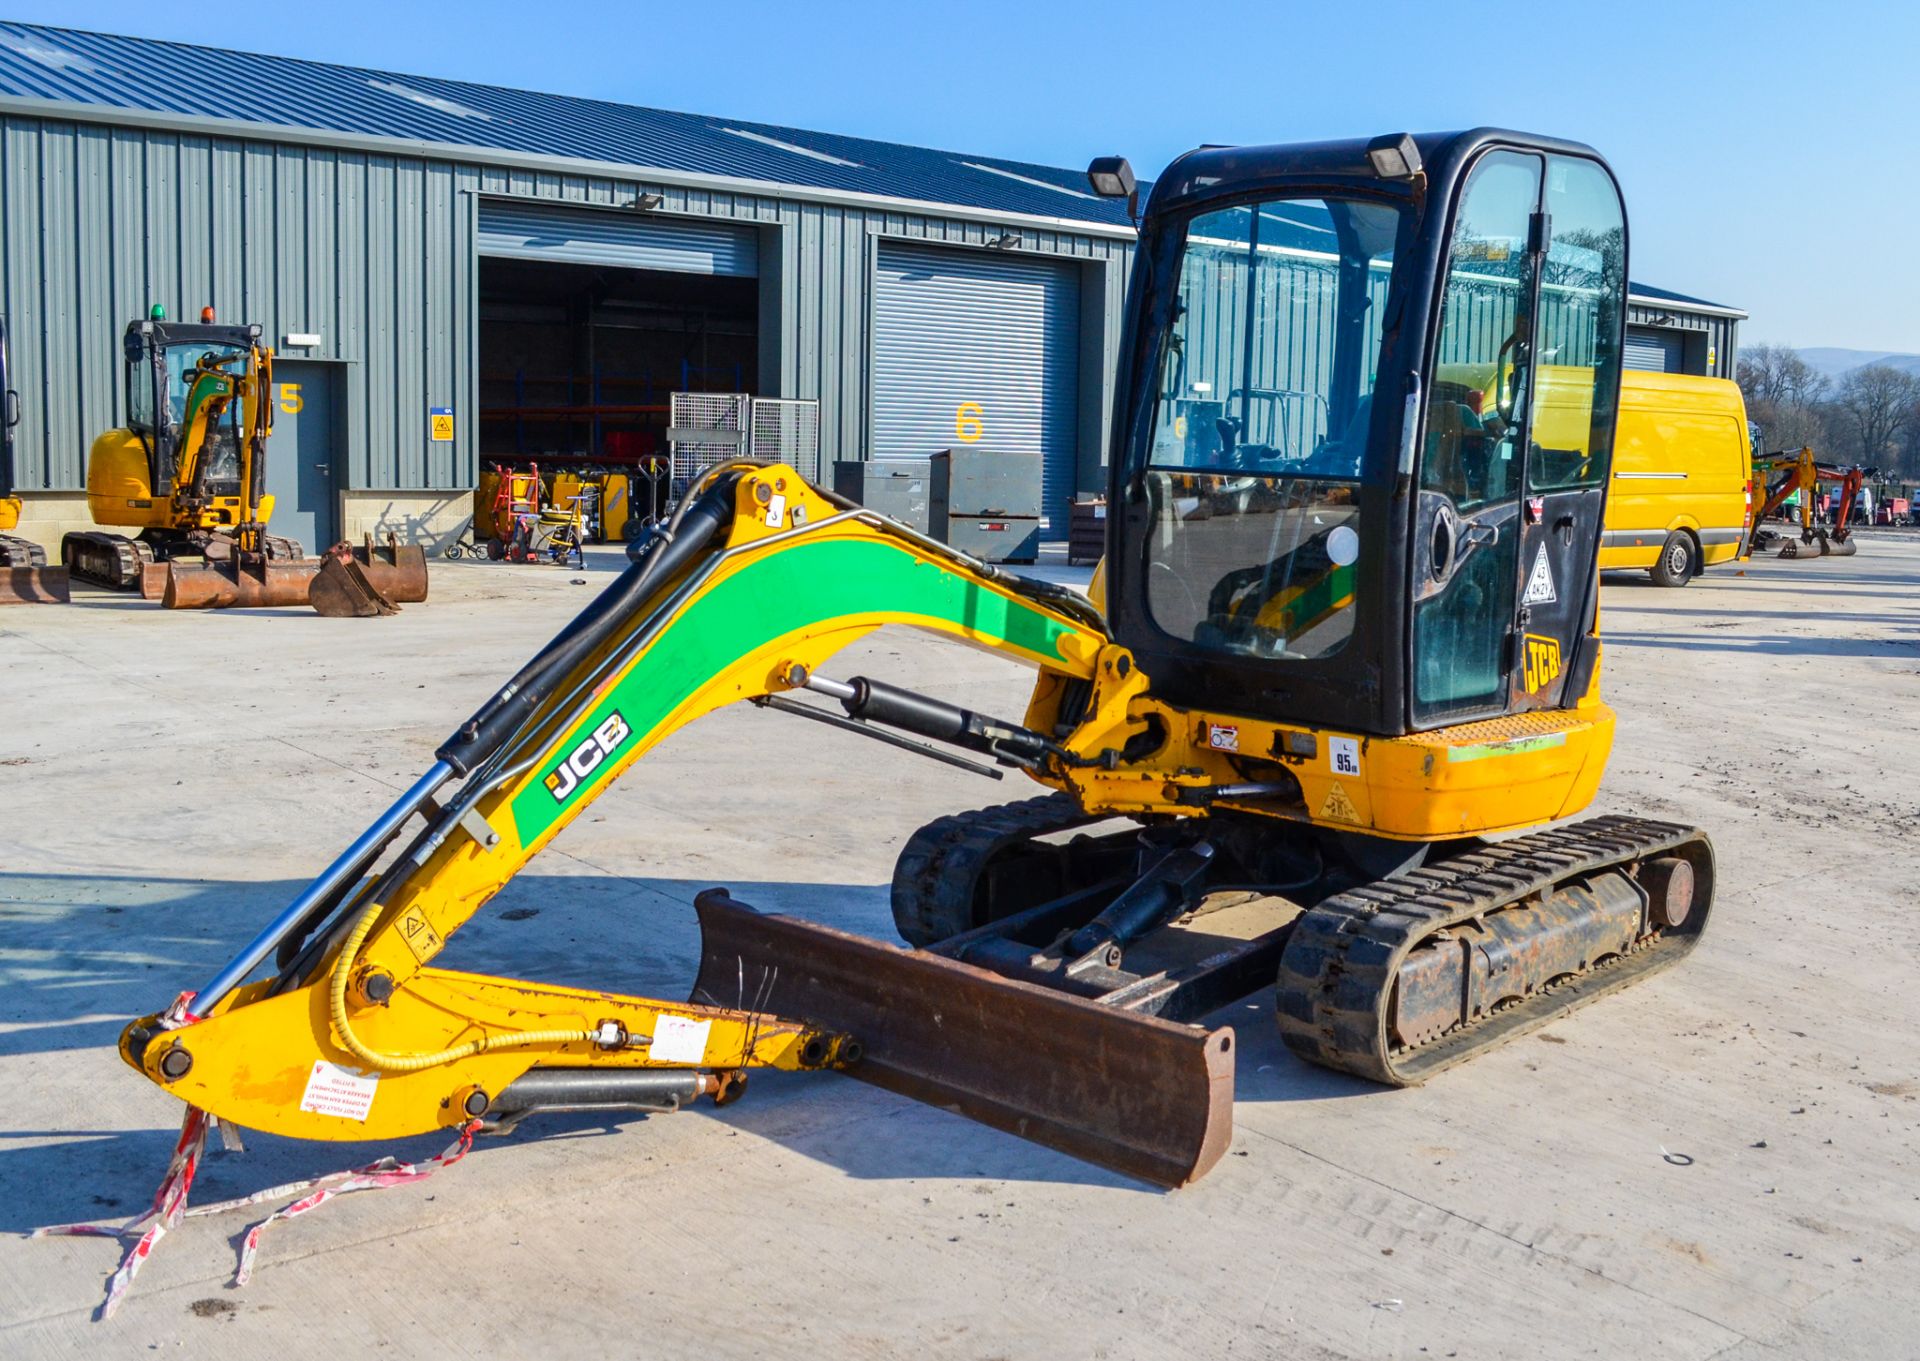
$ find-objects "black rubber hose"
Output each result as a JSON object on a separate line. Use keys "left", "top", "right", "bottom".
{"left": 435, "top": 477, "right": 736, "bottom": 775}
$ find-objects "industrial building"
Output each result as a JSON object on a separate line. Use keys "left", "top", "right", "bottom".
{"left": 1626, "top": 282, "right": 1746, "bottom": 379}
{"left": 0, "top": 21, "right": 1741, "bottom": 550}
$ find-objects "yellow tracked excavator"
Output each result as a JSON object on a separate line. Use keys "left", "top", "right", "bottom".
{"left": 118, "top": 129, "right": 1713, "bottom": 1196}
{"left": 61, "top": 307, "right": 427, "bottom": 613}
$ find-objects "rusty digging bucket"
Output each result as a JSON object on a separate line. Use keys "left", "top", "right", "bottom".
{"left": 1777, "top": 533, "right": 1828, "bottom": 559}
{"left": 0, "top": 563, "right": 71, "bottom": 604}
{"left": 691, "top": 889, "right": 1234, "bottom": 1189}
{"left": 162, "top": 535, "right": 430, "bottom": 614}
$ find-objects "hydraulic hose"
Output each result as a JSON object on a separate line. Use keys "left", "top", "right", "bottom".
{"left": 327, "top": 894, "right": 594, "bottom": 1073}
{"left": 434, "top": 473, "right": 737, "bottom": 776}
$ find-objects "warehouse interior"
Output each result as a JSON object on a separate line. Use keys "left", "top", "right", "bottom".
{"left": 478, "top": 257, "right": 759, "bottom": 470}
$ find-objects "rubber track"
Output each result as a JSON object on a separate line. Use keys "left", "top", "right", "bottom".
{"left": 0, "top": 534, "right": 46, "bottom": 568}
{"left": 1276, "top": 814, "right": 1713, "bottom": 1085}
{"left": 890, "top": 793, "right": 1102, "bottom": 946}
{"left": 64, "top": 532, "right": 153, "bottom": 590}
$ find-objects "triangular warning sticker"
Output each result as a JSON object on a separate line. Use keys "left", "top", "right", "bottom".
{"left": 1523, "top": 544, "right": 1557, "bottom": 605}
{"left": 1319, "top": 781, "right": 1360, "bottom": 825}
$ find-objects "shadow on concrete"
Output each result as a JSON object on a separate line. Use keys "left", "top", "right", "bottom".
{"left": 1603, "top": 630, "right": 1920, "bottom": 658}
{"left": 0, "top": 865, "right": 1364, "bottom": 1220}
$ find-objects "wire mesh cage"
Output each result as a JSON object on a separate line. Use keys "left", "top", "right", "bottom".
{"left": 748, "top": 398, "right": 823, "bottom": 484}
{"left": 667, "top": 392, "right": 752, "bottom": 495}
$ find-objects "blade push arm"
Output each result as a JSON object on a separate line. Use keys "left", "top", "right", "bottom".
{"left": 122, "top": 464, "right": 1108, "bottom": 1141}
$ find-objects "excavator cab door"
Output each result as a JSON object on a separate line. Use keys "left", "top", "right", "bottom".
{"left": 1411, "top": 148, "right": 1626, "bottom": 724}
{"left": 124, "top": 324, "right": 178, "bottom": 495}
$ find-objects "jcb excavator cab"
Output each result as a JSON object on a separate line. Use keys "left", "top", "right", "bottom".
{"left": 1103, "top": 130, "right": 1626, "bottom": 739}
{"left": 116, "top": 314, "right": 272, "bottom": 511}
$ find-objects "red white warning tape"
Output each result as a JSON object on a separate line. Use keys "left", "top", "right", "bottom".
{"left": 31, "top": 1105, "right": 477, "bottom": 1319}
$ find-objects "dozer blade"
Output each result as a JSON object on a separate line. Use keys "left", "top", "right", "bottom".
{"left": 0, "top": 564, "right": 70, "bottom": 604}
{"left": 692, "top": 890, "right": 1234, "bottom": 1189}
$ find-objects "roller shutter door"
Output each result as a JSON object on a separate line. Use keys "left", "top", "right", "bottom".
{"left": 1624, "top": 327, "right": 1683, "bottom": 372}
{"left": 873, "top": 243, "right": 1080, "bottom": 539}
{"left": 478, "top": 201, "right": 757, "bottom": 276}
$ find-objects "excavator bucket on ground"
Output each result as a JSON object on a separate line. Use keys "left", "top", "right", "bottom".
{"left": 308, "top": 536, "right": 428, "bottom": 616}
{"left": 0, "top": 560, "right": 70, "bottom": 604}
{"left": 160, "top": 534, "right": 429, "bottom": 612}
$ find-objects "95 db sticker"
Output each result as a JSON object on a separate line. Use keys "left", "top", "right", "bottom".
{"left": 1207, "top": 723, "right": 1240, "bottom": 752}
{"left": 1329, "top": 736, "right": 1361, "bottom": 777}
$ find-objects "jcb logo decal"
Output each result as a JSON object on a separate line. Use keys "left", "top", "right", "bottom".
{"left": 544, "top": 711, "right": 633, "bottom": 803}
{"left": 1522, "top": 635, "right": 1562, "bottom": 695}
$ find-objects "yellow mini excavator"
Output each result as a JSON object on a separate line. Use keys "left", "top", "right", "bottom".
{"left": 61, "top": 307, "right": 428, "bottom": 612}
{"left": 0, "top": 316, "right": 72, "bottom": 603}
{"left": 61, "top": 308, "right": 301, "bottom": 591}
{"left": 120, "top": 129, "right": 1713, "bottom": 1191}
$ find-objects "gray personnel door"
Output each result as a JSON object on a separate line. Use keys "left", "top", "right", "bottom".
{"left": 266, "top": 359, "right": 340, "bottom": 552}
{"left": 871, "top": 242, "right": 1081, "bottom": 539}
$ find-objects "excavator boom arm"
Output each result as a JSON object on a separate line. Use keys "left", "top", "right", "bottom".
{"left": 122, "top": 465, "right": 1108, "bottom": 1145}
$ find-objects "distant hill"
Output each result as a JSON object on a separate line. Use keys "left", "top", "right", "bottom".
{"left": 1793, "top": 347, "right": 1920, "bottom": 381}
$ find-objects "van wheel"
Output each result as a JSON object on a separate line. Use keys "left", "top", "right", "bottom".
{"left": 1649, "top": 531, "right": 1696, "bottom": 587}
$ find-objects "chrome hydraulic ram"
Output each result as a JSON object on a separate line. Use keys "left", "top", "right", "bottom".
{"left": 186, "top": 760, "right": 455, "bottom": 1015}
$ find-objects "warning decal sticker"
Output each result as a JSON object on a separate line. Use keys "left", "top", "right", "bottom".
{"left": 650, "top": 1015, "right": 713, "bottom": 1064}
{"left": 398, "top": 906, "right": 443, "bottom": 965}
{"left": 1523, "top": 544, "right": 1558, "bottom": 605}
{"left": 299, "top": 1061, "right": 379, "bottom": 1122}
{"left": 1319, "top": 782, "right": 1360, "bottom": 824}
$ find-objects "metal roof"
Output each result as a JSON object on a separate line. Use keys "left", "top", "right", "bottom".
{"left": 0, "top": 22, "right": 1742, "bottom": 316}
{"left": 0, "top": 21, "right": 1135, "bottom": 229}
{"left": 1626, "top": 281, "right": 1746, "bottom": 318}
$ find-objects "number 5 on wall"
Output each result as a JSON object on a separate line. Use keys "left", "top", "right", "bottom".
{"left": 955, "top": 402, "right": 984, "bottom": 443}
{"left": 278, "top": 383, "right": 303, "bottom": 415}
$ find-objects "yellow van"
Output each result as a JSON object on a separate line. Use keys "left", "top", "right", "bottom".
{"left": 1600, "top": 372, "right": 1752, "bottom": 586}
{"left": 1430, "top": 364, "right": 1749, "bottom": 587}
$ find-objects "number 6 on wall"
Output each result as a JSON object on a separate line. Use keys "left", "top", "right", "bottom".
{"left": 955, "top": 402, "right": 984, "bottom": 443}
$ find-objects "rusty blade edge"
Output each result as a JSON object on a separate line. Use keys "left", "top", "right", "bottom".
{"left": 692, "top": 889, "right": 1234, "bottom": 1190}
{"left": 0, "top": 565, "right": 70, "bottom": 604}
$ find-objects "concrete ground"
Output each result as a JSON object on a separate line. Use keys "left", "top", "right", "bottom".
{"left": 1, "top": 533, "right": 1916, "bottom": 1360}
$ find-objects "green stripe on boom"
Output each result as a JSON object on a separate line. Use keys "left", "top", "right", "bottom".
{"left": 509, "top": 536, "right": 1079, "bottom": 845}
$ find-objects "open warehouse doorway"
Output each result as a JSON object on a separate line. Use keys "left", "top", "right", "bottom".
{"left": 477, "top": 202, "right": 760, "bottom": 533}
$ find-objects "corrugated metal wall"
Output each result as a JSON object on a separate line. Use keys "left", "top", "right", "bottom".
{"left": 1625, "top": 301, "right": 1737, "bottom": 379}
{"left": 0, "top": 110, "right": 1132, "bottom": 493}
{"left": 871, "top": 242, "right": 1081, "bottom": 534}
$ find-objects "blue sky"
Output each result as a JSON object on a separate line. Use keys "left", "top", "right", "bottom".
{"left": 22, "top": 1, "right": 1918, "bottom": 352}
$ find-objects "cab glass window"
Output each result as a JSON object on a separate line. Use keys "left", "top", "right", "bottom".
{"left": 1528, "top": 157, "right": 1627, "bottom": 492}
{"left": 1140, "top": 197, "right": 1400, "bottom": 661}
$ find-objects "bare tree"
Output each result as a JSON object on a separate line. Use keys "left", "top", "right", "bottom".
{"left": 1831, "top": 364, "right": 1920, "bottom": 470}
{"left": 1737, "top": 344, "right": 1830, "bottom": 453}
